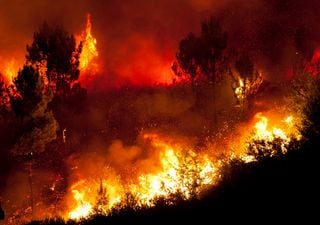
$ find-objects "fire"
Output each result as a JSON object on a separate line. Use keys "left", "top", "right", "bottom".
{"left": 232, "top": 72, "right": 263, "bottom": 105}
{"left": 66, "top": 133, "right": 218, "bottom": 220}
{"left": 130, "top": 134, "right": 217, "bottom": 205}
{"left": 242, "top": 113, "right": 302, "bottom": 160}
{"left": 64, "top": 114, "right": 301, "bottom": 220}
{"left": 68, "top": 189, "right": 93, "bottom": 220}
{"left": 253, "top": 113, "right": 300, "bottom": 142}
{"left": 77, "top": 14, "right": 99, "bottom": 80}
{"left": 234, "top": 77, "right": 245, "bottom": 101}
{"left": 0, "top": 59, "right": 19, "bottom": 84}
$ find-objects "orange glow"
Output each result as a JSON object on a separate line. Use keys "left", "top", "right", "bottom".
{"left": 238, "top": 112, "right": 302, "bottom": 162}
{"left": 114, "top": 36, "right": 176, "bottom": 87}
{"left": 233, "top": 72, "right": 263, "bottom": 105}
{"left": 68, "top": 188, "right": 93, "bottom": 220}
{"left": 131, "top": 133, "right": 217, "bottom": 205}
{"left": 65, "top": 112, "right": 302, "bottom": 220}
{"left": 77, "top": 14, "right": 99, "bottom": 84}
{"left": 65, "top": 133, "right": 218, "bottom": 220}
{"left": 0, "top": 59, "right": 19, "bottom": 84}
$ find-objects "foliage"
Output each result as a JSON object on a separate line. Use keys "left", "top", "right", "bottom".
{"left": 11, "top": 65, "right": 44, "bottom": 116}
{"left": 10, "top": 65, "right": 58, "bottom": 156}
{"left": 302, "top": 77, "right": 320, "bottom": 139}
{"left": 231, "top": 54, "right": 263, "bottom": 106}
{"left": 246, "top": 137, "right": 288, "bottom": 160}
{"left": 26, "top": 23, "right": 82, "bottom": 97}
{"left": 0, "top": 75, "right": 12, "bottom": 114}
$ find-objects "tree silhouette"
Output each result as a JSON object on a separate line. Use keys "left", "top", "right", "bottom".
{"left": 172, "top": 33, "right": 201, "bottom": 83}
{"left": 231, "top": 54, "right": 263, "bottom": 106}
{"left": 11, "top": 65, "right": 43, "bottom": 116}
{"left": 173, "top": 16, "right": 228, "bottom": 85}
{"left": 235, "top": 55, "right": 254, "bottom": 80}
{"left": 199, "top": 16, "right": 228, "bottom": 84}
{"left": 26, "top": 23, "right": 82, "bottom": 97}
{"left": 10, "top": 65, "right": 58, "bottom": 156}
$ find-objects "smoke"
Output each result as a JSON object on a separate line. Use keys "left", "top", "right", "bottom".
{"left": 1, "top": 0, "right": 320, "bottom": 87}
{"left": 0, "top": 0, "right": 319, "bottom": 222}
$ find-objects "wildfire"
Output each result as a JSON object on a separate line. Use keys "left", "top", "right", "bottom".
{"left": 130, "top": 134, "right": 217, "bottom": 205}
{"left": 241, "top": 113, "right": 302, "bottom": 161}
{"left": 63, "top": 113, "right": 301, "bottom": 221}
{"left": 0, "top": 59, "right": 19, "bottom": 84}
{"left": 232, "top": 72, "right": 263, "bottom": 105}
{"left": 68, "top": 189, "right": 93, "bottom": 220}
{"left": 66, "top": 133, "right": 218, "bottom": 220}
{"left": 77, "top": 14, "right": 99, "bottom": 77}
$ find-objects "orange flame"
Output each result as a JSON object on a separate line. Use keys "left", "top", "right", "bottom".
{"left": 65, "top": 133, "right": 218, "bottom": 220}
{"left": 0, "top": 59, "right": 19, "bottom": 84}
{"left": 77, "top": 13, "right": 99, "bottom": 83}
{"left": 65, "top": 113, "right": 302, "bottom": 220}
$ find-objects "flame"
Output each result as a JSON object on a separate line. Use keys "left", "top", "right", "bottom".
{"left": 130, "top": 134, "right": 217, "bottom": 205}
{"left": 0, "top": 59, "right": 19, "bottom": 84}
{"left": 66, "top": 133, "right": 218, "bottom": 220}
{"left": 234, "top": 77, "right": 245, "bottom": 101}
{"left": 233, "top": 72, "right": 263, "bottom": 105}
{"left": 68, "top": 190, "right": 93, "bottom": 220}
{"left": 77, "top": 13, "right": 99, "bottom": 83}
{"left": 239, "top": 113, "right": 302, "bottom": 161}
{"left": 68, "top": 181, "right": 93, "bottom": 220}
{"left": 63, "top": 113, "right": 301, "bottom": 220}
{"left": 253, "top": 113, "right": 300, "bottom": 142}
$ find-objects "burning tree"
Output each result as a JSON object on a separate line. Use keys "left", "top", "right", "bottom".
{"left": 231, "top": 54, "right": 263, "bottom": 107}
{"left": 94, "top": 180, "right": 109, "bottom": 215}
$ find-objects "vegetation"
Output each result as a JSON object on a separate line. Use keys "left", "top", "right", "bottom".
{"left": 0, "top": 13, "right": 319, "bottom": 225}
{"left": 26, "top": 23, "right": 82, "bottom": 97}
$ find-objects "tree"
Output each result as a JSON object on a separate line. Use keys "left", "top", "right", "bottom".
{"left": 172, "top": 33, "right": 201, "bottom": 83}
{"left": 11, "top": 65, "right": 43, "bottom": 116}
{"left": 26, "top": 23, "right": 82, "bottom": 97}
{"left": 232, "top": 54, "right": 263, "bottom": 106}
{"left": 9, "top": 65, "right": 58, "bottom": 219}
{"left": 0, "top": 75, "right": 11, "bottom": 115}
{"left": 173, "top": 16, "right": 228, "bottom": 85}
{"left": 199, "top": 16, "right": 228, "bottom": 84}
{"left": 10, "top": 65, "right": 58, "bottom": 156}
